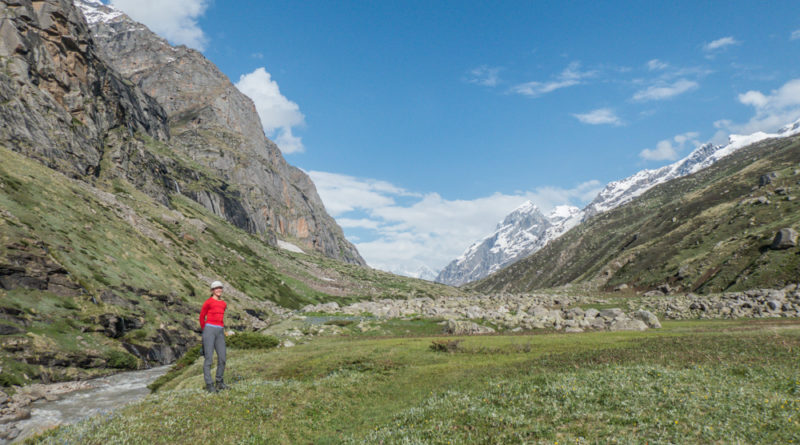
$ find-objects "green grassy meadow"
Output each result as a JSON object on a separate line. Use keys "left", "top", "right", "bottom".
{"left": 28, "top": 319, "right": 800, "bottom": 444}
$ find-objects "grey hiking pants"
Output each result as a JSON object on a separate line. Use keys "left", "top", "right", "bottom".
{"left": 202, "top": 325, "right": 226, "bottom": 385}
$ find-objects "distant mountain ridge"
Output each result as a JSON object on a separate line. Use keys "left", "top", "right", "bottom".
{"left": 436, "top": 202, "right": 582, "bottom": 286}
{"left": 437, "top": 119, "right": 800, "bottom": 286}
{"left": 471, "top": 131, "right": 800, "bottom": 294}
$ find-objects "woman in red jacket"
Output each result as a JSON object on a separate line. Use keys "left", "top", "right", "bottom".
{"left": 199, "top": 280, "right": 228, "bottom": 392}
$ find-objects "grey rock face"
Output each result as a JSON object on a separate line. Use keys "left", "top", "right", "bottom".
{"left": 771, "top": 228, "right": 798, "bottom": 250}
{"left": 0, "top": 0, "right": 168, "bottom": 179}
{"left": 73, "top": 0, "right": 364, "bottom": 265}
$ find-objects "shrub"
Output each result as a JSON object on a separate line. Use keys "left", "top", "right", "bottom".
{"left": 324, "top": 319, "right": 354, "bottom": 327}
{"left": 429, "top": 339, "right": 462, "bottom": 353}
{"left": 106, "top": 350, "right": 138, "bottom": 369}
{"left": 0, "top": 372, "right": 23, "bottom": 387}
{"left": 226, "top": 332, "right": 280, "bottom": 350}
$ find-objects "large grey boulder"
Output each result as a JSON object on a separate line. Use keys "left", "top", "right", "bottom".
{"left": 771, "top": 228, "right": 798, "bottom": 249}
{"left": 632, "top": 310, "right": 662, "bottom": 329}
{"left": 608, "top": 318, "right": 648, "bottom": 332}
{"left": 759, "top": 172, "right": 777, "bottom": 186}
{"left": 444, "top": 320, "right": 496, "bottom": 335}
{"left": 599, "top": 308, "right": 625, "bottom": 319}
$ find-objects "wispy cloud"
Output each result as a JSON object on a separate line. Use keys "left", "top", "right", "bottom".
{"left": 647, "top": 59, "right": 669, "bottom": 71}
{"left": 308, "top": 171, "right": 602, "bottom": 274}
{"left": 511, "top": 62, "right": 595, "bottom": 98}
{"left": 791, "top": 29, "right": 800, "bottom": 41}
{"left": 467, "top": 65, "right": 501, "bottom": 87}
{"left": 235, "top": 67, "right": 306, "bottom": 153}
{"left": 713, "top": 78, "right": 800, "bottom": 138}
{"left": 633, "top": 79, "right": 699, "bottom": 101}
{"left": 110, "top": 0, "right": 210, "bottom": 50}
{"left": 572, "top": 108, "right": 623, "bottom": 126}
{"left": 703, "top": 36, "right": 740, "bottom": 52}
{"left": 640, "top": 131, "right": 701, "bottom": 161}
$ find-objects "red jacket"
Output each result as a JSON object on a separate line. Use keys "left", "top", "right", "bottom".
{"left": 199, "top": 297, "right": 227, "bottom": 329}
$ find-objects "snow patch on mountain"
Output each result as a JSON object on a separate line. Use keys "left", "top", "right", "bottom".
{"left": 74, "top": 0, "right": 123, "bottom": 24}
{"left": 390, "top": 265, "right": 439, "bottom": 281}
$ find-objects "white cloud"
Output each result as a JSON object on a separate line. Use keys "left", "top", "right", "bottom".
{"left": 647, "top": 59, "right": 669, "bottom": 71}
{"left": 714, "top": 78, "right": 800, "bottom": 136}
{"left": 306, "top": 171, "right": 417, "bottom": 216}
{"left": 572, "top": 108, "right": 623, "bottom": 126}
{"left": 511, "top": 62, "right": 595, "bottom": 98}
{"left": 308, "top": 171, "right": 601, "bottom": 274}
{"left": 110, "top": 0, "right": 209, "bottom": 50}
{"left": 640, "top": 131, "right": 701, "bottom": 161}
{"left": 703, "top": 36, "right": 739, "bottom": 52}
{"left": 235, "top": 67, "right": 306, "bottom": 154}
{"left": 467, "top": 65, "right": 501, "bottom": 87}
{"left": 792, "top": 30, "right": 800, "bottom": 41}
{"left": 274, "top": 128, "right": 304, "bottom": 155}
{"left": 632, "top": 79, "right": 698, "bottom": 101}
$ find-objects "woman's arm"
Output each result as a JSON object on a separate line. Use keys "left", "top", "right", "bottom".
{"left": 199, "top": 300, "right": 209, "bottom": 329}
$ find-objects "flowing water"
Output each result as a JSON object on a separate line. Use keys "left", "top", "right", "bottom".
{"left": 9, "top": 365, "right": 169, "bottom": 443}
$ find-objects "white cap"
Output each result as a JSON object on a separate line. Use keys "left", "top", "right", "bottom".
{"left": 210, "top": 280, "right": 223, "bottom": 289}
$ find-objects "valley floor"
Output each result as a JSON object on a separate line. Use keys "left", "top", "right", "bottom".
{"left": 28, "top": 318, "right": 800, "bottom": 444}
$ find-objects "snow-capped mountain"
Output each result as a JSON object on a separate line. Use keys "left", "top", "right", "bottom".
{"left": 390, "top": 265, "right": 439, "bottom": 281}
{"left": 584, "top": 120, "right": 800, "bottom": 218}
{"left": 436, "top": 202, "right": 582, "bottom": 286}
{"left": 437, "top": 118, "right": 800, "bottom": 287}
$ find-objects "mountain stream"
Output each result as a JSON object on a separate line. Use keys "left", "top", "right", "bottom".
{"left": 8, "top": 365, "right": 169, "bottom": 443}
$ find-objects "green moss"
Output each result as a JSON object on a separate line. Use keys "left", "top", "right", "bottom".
{"left": 106, "top": 350, "right": 138, "bottom": 369}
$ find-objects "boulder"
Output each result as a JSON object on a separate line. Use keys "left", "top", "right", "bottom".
{"left": 584, "top": 308, "right": 600, "bottom": 319}
{"left": 771, "top": 228, "right": 798, "bottom": 249}
{"left": 599, "top": 308, "right": 625, "bottom": 319}
{"left": 759, "top": 172, "right": 777, "bottom": 186}
{"left": 632, "top": 310, "right": 661, "bottom": 329}
{"left": 444, "top": 320, "right": 495, "bottom": 335}
{"left": 608, "top": 318, "right": 648, "bottom": 332}
{"left": 526, "top": 305, "right": 549, "bottom": 318}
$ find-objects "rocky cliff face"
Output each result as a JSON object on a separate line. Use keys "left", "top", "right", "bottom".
{"left": 73, "top": 0, "right": 364, "bottom": 265}
{"left": 0, "top": 0, "right": 168, "bottom": 177}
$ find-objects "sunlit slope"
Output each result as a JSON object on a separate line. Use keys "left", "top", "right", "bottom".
{"left": 471, "top": 134, "right": 800, "bottom": 294}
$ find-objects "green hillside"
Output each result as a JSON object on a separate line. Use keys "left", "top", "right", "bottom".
{"left": 471, "top": 134, "right": 800, "bottom": 294}
{"left": 0, "top": 143, "right": 462, "bottom": 386}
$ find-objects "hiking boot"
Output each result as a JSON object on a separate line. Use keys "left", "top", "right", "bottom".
{"left": 206, "top": 383, "right": 217, "bottom": 393}
{"left": 216, "top": 380, "right": 228, "bottom": 391}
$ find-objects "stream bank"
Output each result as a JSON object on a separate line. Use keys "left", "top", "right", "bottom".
{"left": 0, "top": 365, "right": 168, "bottom": 443}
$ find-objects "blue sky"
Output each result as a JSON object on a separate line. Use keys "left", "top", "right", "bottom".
{"left": 105, "top": 0, "right": 800, "bottom": 275}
